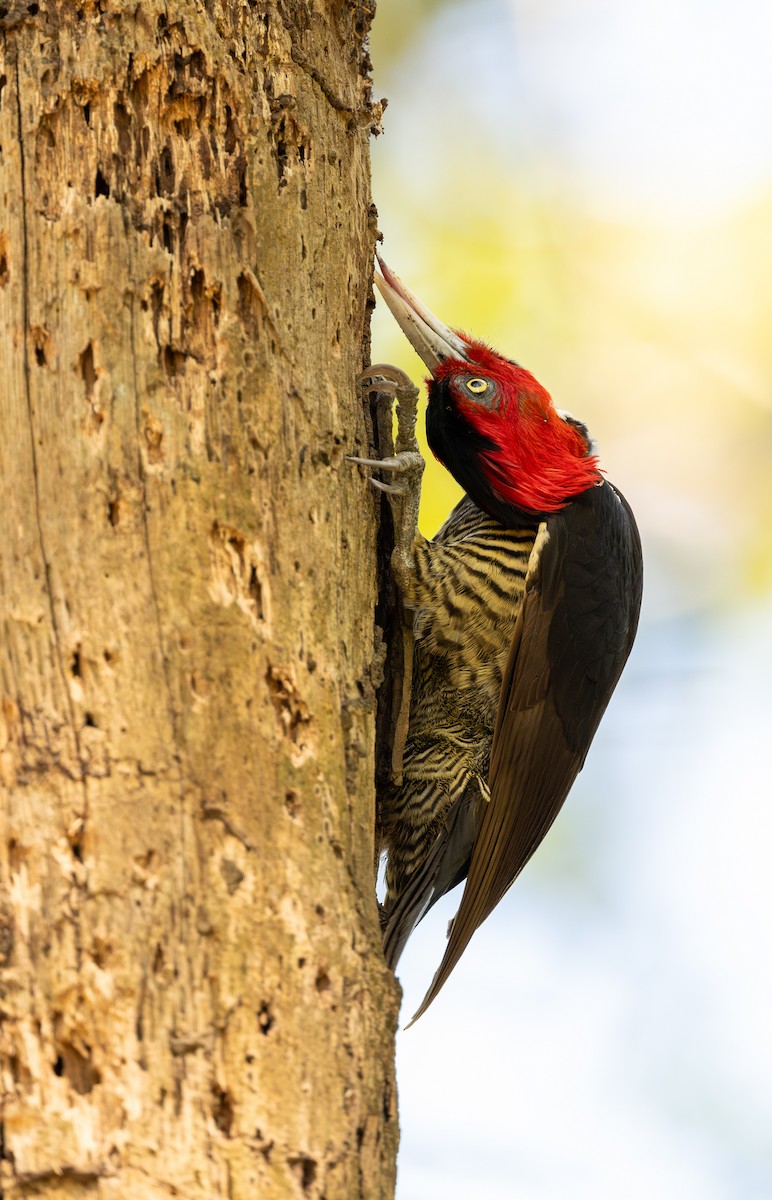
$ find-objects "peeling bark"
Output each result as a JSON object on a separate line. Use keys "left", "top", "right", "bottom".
{"left": 0, "top": 2, "right": 399, "bottom": 1197}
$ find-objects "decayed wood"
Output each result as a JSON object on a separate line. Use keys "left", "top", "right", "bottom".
{"left": 0, "top": 2, "right": 399, "bottom": 1196}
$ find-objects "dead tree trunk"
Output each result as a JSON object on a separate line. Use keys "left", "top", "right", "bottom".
{"left": 0, "top": 2, "right": 399, "bottom": 1196}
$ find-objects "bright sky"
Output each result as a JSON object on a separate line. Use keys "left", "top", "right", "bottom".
{"left": 512, "top": 0, "right": 772, "bottom": 215}
{"left": 394, "top": 606, "right": 772, "bottom": 1200}
{"left": 382, "top": 0, "right": 772, "bottom": 219}
{"left": 370, "top": 3, "right": 772, "bottom": 1197}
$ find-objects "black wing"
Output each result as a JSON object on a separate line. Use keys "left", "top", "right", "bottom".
{"left": 408, "top": 482, "right": 643, "bottom": 1024}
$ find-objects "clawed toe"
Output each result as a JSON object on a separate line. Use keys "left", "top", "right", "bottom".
{"left": 346, "top": 455, "right": 412, "bottom": 472}
{"left": 360, "top": 378, "right": 399, "bottom": 398}
{"left": 358, "top": 363, "right": 415, "bottom": 395}
{"left": 370, "top": 478, "right": 403, "bottom": 496}
{"left": 348, "top": 449, "right": 424, "bottom": 501}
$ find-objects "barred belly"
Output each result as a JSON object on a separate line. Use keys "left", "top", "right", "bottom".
{"left": 381, "top": 495, "right": 537, "bottom": 903}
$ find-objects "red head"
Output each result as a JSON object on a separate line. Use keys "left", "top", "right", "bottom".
{"left": 374, "top": 255, "right": 602, "bottom": 521}
{"left": 430, "top": 339, "right": 601, "bottom": 517}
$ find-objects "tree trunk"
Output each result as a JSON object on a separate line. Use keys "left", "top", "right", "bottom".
{"left": 0, "top": 3, "right": 399, "bottom": 1197}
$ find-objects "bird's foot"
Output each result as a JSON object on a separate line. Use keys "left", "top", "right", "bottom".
{"left": 351, "top": 362, "right": 424, "bottom": 496}
{"left": 347, "top": 447, "right": 423, "bottom": 592}
{"left": 350, "top": 363, "right": 424, "bottom": 596}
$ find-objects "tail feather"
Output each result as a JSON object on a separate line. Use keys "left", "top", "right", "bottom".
{"left": 382, "top": 788, "right": 480, "bottom": 971}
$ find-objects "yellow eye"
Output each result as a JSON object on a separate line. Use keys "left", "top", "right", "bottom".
{"left": 466, "top": 378, "right": 489, "bottom": 394}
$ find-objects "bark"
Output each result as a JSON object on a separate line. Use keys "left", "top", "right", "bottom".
{"left": 0, "top": 2, "right": 399, "bottom": 1197}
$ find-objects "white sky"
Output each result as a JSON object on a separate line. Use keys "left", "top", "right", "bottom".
{"left": 377, "top": 0, "right": 772, "bottom": 219}
{"left": 371, "top": 4, "right": 772, "bottom": 1197}
{"left": 394, "top": 602, "right": 772, "bottom": 1200}
{"left": 511, "top": 0, "right": 772, "bottom": 214}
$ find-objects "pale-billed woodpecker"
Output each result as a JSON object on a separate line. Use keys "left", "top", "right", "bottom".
{"left": 351, "top": 253, "right": 642, "bottom": 1024}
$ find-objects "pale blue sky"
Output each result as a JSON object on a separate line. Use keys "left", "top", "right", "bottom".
{"left": 369, "top": 4, "right": 772, "bottom": 1197}
{"left": 376, "top": 0, "right": 772, "bottom": 218}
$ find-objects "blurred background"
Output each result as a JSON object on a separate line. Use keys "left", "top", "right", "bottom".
{"left": 367, "top": 2, "right": 772, "bottom": 1197}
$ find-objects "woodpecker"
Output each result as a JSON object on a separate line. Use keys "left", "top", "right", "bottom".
{"left": 352, "top": 254, "right": 642, "bottom": 1024}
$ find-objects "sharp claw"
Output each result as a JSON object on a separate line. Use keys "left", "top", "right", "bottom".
{"left": 370, "top": 479, "right": 402, "bottom": 496}
{"left": 358, "top": 364, "right": 415, "bottom": 391}
{"left": 360, "top": 377, "right": 399, "bottom": 397}
{"left": 347, "top": 455, "right": 410, "bottom": 472}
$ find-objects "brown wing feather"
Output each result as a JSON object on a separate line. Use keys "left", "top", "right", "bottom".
{"left": 407, "top": 527, "right": 574, "bottom": 1024}
{"left": 407, "top": 483, "right": 642, "bottom": 1025}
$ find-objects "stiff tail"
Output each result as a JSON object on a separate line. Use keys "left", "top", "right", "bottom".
{"left": 382, "top": 789, "right": 480, "bottom": 972}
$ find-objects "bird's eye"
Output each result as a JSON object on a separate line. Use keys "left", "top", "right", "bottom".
{"left": 466, "top": 378, "right": 489, "bottom": 394}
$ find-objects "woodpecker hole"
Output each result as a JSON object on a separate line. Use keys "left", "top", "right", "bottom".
{"left": 266, "top": 664, "right": 311, "bottom": 743}
{"left": 79, "top": 339, "right": 104, "bottom": 433}
{"left": 248, "top": 565, "right": 264, "bottom": 620}
{"left": 257, "top": 1001, "right": 274, "bottom": 1035}
{"left": 79, "top": 342, "right": 96, "bottom": 400}
{"left": 158, "top": 145, "right": 175, "bottom": 196}
{"left": 289, "top": 1156, "right": 317, "bottom": 1193}
{"left": 315, "top": 968, "right": 331, "bottom": 994}
{"left": 114, "top": 101, "right": 131, "bottom": 156}
{"left": 70, "top": 646, "right": 82, "bottom": 677}
{"left": 275, "top": 135, "right": 288, "bottom": 184}
{"left": 220, "top": 858, "right": 244, "bottom": 894}
{"left": 0, "top": 231, "right": 9, "bottom": 288}
{"left": 52, "top": 1041, "right": 101, "bottom": 1095}
{"left": 209, "top": 523, "right": 271, "bottom": 631}
{"left": 224, "top": 104, "right": 236, "bottom": 153}
{"left": 254, "top": 1131, "right": 274, "bottom": 1162}
{"left": 211, "top": 1083, "right": 234, "bottom": 1137}
{"left": 189, "top": 267, "right": 222, "bottom": 348}
{"left": 108, "top": 497, "right": 120, "bottom": 526}
{"left": 30, "top": 325, "right": 51, "bottom": 367}
{"left": 236, "top": 271, "right": 260, "bottom": 336}
{"left": 284, "top": 790, "right": 300, "bottom": 819}
{"left": 148, "top": 278, "right": 164, "bottom": 345}
{"left": 162, "top": 345, "right": 185, "bottom": 377}
{"left": 191, "top": 267, "right": 205, "bottom": 300}
{"left": 94, "top": 167, "right": 110, "bottom": 198}
{"left": 8, "top": 838, "right": 24, "bottom": 872}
